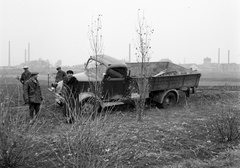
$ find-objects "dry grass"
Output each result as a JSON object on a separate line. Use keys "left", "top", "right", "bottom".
{"left": 0, "top": 84, "right": 48, "bottom": 167}
{"left": 1, "top": 76, "right": 240, "bottom": 167}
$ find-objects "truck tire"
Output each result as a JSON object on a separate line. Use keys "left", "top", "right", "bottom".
{"left": 80, "top": 98, "right": 100, "bottom": 116}
{"left": 161, "top": 92, "right": 177, "bottom": 108}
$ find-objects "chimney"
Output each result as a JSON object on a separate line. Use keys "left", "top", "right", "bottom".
{"left": 228, "top": 50, "right": 230, "bottom": 64}
{"left": 25, "top": 49, "right": 27, "bottom": 63}
{"left": 28, "top": 43, "right": 30, "bottom": 62}
{"left": 129, "top": 43, "right": 131, "bottom": 62}
{"left": 8, "top": 41, "right": 11, "bottom": 66}
{"left": 218, "top": 48, "right": 220, "bottom": 65}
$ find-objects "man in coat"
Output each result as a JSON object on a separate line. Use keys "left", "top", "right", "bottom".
{"left": 62, "top": 70, "right": 80, "bottom": 123}
{"left": 55, "top": 66, "right": 67, "bottom": 83}
{"left": 24, "top": 72, "right": 43, "bottom": 123}
{"left": 20, "top": 66, "right": 31, "bottom": 84}
{"left": 20, "top": 65, "right": 31, "bottom": 104}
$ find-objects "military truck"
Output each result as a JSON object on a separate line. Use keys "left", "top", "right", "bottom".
{"left": 50, "top": 55, "right": 201, "bottom": 112}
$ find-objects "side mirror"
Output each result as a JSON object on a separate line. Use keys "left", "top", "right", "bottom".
{"left": 84, "top": 63, "right": 88, "bottom": 71}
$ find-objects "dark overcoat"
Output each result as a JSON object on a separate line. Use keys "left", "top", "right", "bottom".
{"left": 62, "top": 76, "right": 80, "bottom": 118}
{"left": 20, "top": 70, "right": 31, "bottom": 84}
{"left": 62, "top": 76, "right": 80, "bottom": 99}
{"left": 55, "top": 70, "right": 67, "bottom": 82}
{"left": 24, "top": 77, "right": 43, "bottom": 103}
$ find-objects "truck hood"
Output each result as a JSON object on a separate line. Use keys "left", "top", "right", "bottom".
{"left": 54, "top": 71, "right": 100, "bottom": 94}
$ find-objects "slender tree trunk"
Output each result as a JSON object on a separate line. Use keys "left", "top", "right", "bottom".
{"left": 134, "top": 9, "right": 153, "bottom": 122}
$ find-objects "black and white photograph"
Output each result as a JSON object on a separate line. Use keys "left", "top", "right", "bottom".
{"left": 0, "top": 0, "right": 239, "bottom": 167}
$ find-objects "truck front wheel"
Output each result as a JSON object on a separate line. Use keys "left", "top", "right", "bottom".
{"left": 80, "top": 98, "right": 100, "bottom": 116}
{"left": 161, "top": 92, "right": 177, "bottom": 108}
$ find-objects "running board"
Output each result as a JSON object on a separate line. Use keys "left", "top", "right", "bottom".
{"left": 102, "top": 101, "right": 124, "bottom": 108}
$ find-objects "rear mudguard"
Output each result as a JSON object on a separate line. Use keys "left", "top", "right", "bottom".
{"left": 151, "top": 89, "right": 179, "bottom": 104}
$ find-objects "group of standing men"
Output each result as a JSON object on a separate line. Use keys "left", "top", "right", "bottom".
{"left": 20, "top": 65, "right": 79, "bottom": 124}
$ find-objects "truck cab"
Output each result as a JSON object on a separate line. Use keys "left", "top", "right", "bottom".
{"left": 85, "top": 54, "right": 130, "bottom": 101}
{"left": 53, "top": 55, "right": 131, "bottom": 109}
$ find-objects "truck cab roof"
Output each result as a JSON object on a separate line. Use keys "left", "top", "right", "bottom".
{"left": 89, "top": 54, "right": 127, "bottom": 69}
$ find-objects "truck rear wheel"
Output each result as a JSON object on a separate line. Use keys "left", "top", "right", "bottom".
{"left": 161, "top": 92, "right": 177, "bottom": 108}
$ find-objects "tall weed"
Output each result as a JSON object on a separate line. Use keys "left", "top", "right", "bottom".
{"left": 213, "top": 107, "right": 240, "bottom": 142}
{"left": 47, "top": 106, "right": 125, "bottom": 168}
{"left": 0, "top": 90, "right": 46, "bottom": 167}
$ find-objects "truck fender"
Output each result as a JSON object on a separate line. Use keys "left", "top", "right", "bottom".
{"left": 152, "top": 89, "right": 179, "bottom": 104}
{"left": 79, "top": 92, "right": 103, "bottom": 107}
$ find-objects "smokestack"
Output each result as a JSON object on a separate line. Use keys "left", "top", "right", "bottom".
{"left": 228, "top": 50, "right": 230, "bottom": 64}
{"left": 25, "top": 49, "right": 27, "bottom": 63}
{"left": 218, "top": 48, "right": 220, "bottom": 65}
{"left": 129, "top": 43, "right": 131, "bottom": 62}
{"left": 28, "top": 43, "right": 30, "bottom": 62}
{"left": 8, "top": 41, "right": 11, "bottom": 66}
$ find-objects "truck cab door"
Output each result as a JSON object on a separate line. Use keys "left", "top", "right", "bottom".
{"left": 102, "top": 67, "right": 129, "bottom": 101}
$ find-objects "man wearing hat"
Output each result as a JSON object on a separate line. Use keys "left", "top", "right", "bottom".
{"left": 55, "top": 66, "right": 66, "bottom": 83}
{"left": 24, "top": 72, "right": 43, "bottom": 123}
{"left": 20, "top": 66, "right": 31, "bottom": 104}
{"left": 20, "top": 66, "right": 31, "bottom": 84}
{"left": 62, "top": 70, "right": 80, "bottom": 123}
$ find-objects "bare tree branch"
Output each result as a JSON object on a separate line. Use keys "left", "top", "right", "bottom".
{"left": 134, "top": 9, "right": 154, "bottom": 122}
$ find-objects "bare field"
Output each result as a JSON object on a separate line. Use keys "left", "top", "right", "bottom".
{"left": 1, "top": 75, "right": 240, "bottom": 167}
{"left": 199, "top": 71, "right": 240, "bottom": 86}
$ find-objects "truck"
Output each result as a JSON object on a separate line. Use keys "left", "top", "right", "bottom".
{"left": 50, "top": 54, "right": 201, "bottom": 113}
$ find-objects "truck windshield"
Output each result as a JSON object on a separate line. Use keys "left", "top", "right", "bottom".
{"left": 86, "top": 59, "right": 107, "bottom": 79}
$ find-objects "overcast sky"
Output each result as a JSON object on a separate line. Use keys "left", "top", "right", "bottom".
{"left": 1, "top": 0, "right": 239, "bottom": 66}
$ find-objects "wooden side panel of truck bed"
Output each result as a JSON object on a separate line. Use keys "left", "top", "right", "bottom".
{"left": 148, "top": 73, "right": 201, "bottom": 91}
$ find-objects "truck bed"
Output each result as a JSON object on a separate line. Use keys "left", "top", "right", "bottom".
{"left": 148, "top": 73, "right": 201, "bottom": 91}
{"left": 127, "top": 61, "right": 194, "bottom": 77}
{"left": 127, "top": 61, "right": 201, "bottom": 92}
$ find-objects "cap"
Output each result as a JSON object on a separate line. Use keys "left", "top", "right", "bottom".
{"left": 23, "top": 65, "right": 29, "bottom": 69}
{"left": 30, "top": 72, "right": 39, "bottom": 76}
{"left": 56, "top": 65, "right": 61, "bottom": 70}
{"left": 66, "top": 70, "right": 74, "bottom": 74}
